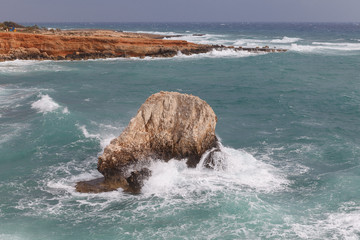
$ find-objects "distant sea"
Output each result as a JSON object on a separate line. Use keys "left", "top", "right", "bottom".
{"left": 1, "top": 23, "right": 360, "bottom": 240}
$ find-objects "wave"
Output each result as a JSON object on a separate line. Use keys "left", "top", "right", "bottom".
{"left": 175, "top": 49, "right": 261, "bottom": 59}
{"left": 171, "top": 34, "right": 360, "bottom": 55}
{"left": 77, "top": 122, "right": 124, "bottom": 150}
{"left": 312, "top": 41, "right": 360, "bottom": 50}
{"left": 0, "top": 60, "right": 70, "bottom": 74}
{"left": 41, "top": 139, "right": 288, "bottom": 199}
{"left": 142, "top": 144, "right": 288, "bottom": 197}
{"left": 134, "top": 30, "right": 182, "bottom": 36}
{"left": 31, "top": 94, "right": 60, "bottom": 113}
{"left": 289, "top": 42, "right": 360, "bottom": 54}
{"left": 0, "top": 234, "right": 24, "bottom": 240}
{"left": 0, "top": 123, "right": 29, "bottom": 145}
{"left": 117, "top": 49, "right": 260, "bottom": 61}
{"left": 292, "top": 202, "right": 360, "bottom": 239}
{"left": 0, "top": 85, "right": 52, "bottom": 118}
{"left": 158, "top": 31, "right": 301, "bottom": 47}
{"left": 20, "top": 141, "right": 289, "bottom": 221}
{"left": 168, "top": 33, "right": 231, "bottom": 46}
{"left": 270, "top": 36, "right": 302, "bottom": 44}
{"left": 8, "top": 133, "right": 291, "bottom": 237}
{"left": 134, "top": 30, "right": 233, "bottom": 46}
{"left": 167, "top": 32, "right": 359, "bottom": 55}
{"left": 31, "top": 94, "right": 69, "bottom": 114}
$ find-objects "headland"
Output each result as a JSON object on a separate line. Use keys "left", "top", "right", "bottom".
{"left": 0, "top": 22, "right": 286, "bottom": 61}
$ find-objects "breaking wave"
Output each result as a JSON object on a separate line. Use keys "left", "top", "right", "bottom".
{"left": 142, "top": 144, "right": 288, "bottom": 198}
{"left": 0, "top": 60, "right": 70, "bottom": 74}
{"left": 0, "top": 85, "right": 53, "bottom": 119}
{"left": 270, "top": 36, "right": 302, "bottom": 44}
{"left": 175, "top": 49, "right": 260, "bottom": 59}
{"left": 31, "top": 94, "right": 61, "bottom": 114}
{"left": 0, "top": 123, "right": 30, "bottom": 145}
{"left": 292, "top": 202, "right": 360, "bottom": 239}
{"left": 77, "top": 122, "right": 124, "bottom": 150}
{"left": 289, "top": 42, "right": 360, "bottom": 54}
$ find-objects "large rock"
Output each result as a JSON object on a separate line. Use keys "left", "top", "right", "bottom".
{"left": 76, "top": 91, "right": 218, "bottom": 193}
{"left": 0, "top": 32, "right": 214, "bottom": 61}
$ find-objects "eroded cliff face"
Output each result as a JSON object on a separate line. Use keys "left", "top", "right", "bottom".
{"left": 76, "top": 91, "right": 218, "bottom": 193}
{"left": 0, "top": 31, "right": 213, "bottom": 61}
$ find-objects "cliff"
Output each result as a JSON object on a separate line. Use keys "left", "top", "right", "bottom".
{"left": 0, "top": 30, "right": 286, "bottom": 61}
{"left": 0, "top": 30, "right": 213, "bottom": 61}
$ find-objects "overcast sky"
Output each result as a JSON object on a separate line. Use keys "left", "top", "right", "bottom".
{"left": 1, "top": 0, "right": 360, "bottom": 23}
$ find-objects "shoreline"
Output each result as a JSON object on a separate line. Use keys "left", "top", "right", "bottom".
{"left": 0, "top": 29, "right": 286, "bottom": 62}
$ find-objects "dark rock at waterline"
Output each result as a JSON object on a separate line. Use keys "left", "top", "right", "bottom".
{"left": 75, "top": 168, "right": 151, "bottom": 194}
{"left": 76, "top": 91, "right": 218, "bottom": 194}
{"left": 75, "top": 177, "right": 122, "bottom": 193}
{"left": 202, "top": 143, "right": 226, "bottom": 170}
{"left": 126, "top": 168, "right": 152, "bottom": 194}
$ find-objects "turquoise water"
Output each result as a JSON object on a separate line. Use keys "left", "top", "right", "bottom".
{"left": 1, "top": 23, "right": 360, "bottom": 239}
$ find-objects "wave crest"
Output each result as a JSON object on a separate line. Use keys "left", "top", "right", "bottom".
{"left": 31, "top": 94, "right": 60, "bottom": 113}
{"left": 142, "top": 144, "right": 288, "bottom": 197}
{"left": 270, "top": 36, "right": 302, "bottom": 44}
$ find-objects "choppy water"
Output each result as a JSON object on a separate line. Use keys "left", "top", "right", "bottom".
{"left": 1, "top": 23, "right": 360, "bottom": 239}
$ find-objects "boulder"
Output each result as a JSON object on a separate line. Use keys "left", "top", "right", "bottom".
{"left": 76, "top": 91, "right": 218, "bottom": 193}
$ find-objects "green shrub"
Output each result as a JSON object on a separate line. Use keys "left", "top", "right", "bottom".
{"left": 3, "top": 21, "right": 24, "bottom": 28}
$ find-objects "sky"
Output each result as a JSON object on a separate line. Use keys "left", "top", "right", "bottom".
{"left": 1, "top": 0, "right": 360, "bottom": 23}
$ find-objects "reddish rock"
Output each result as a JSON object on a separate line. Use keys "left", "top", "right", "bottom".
{"left": 0, "top": 31, "right": 213, "bottom": 61}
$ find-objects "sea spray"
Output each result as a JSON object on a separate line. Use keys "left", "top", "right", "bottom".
{"left": 142, "top": 144, "right": 288, "bottom": 197}
{"left": 31, "top": 94, "right": 60, "bottom": 113}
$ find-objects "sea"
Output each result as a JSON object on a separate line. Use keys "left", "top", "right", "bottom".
{"left": 0, "top": 22, "right": 360, "bottom": 240}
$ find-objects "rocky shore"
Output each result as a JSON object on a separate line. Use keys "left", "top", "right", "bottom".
{"left": 0, "top": 29, "right": 286, "bottom": 61}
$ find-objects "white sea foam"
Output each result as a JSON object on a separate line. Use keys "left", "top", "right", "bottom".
{"left": 77, "top": 122, "right": 123, "bottom": 150}
{"left": 31, "top": 94, "right": 60, "bottom": 113}
{"left": 0, "top": 123, "right": 29, "bottom": 145}
{"left": 134, "top": 30, "right": 181, "bottom": 36}
{"left": 31, "top": 93, "right": 70, "bottom": 115}
{"left": 124, "top": 48, "right": 260, "bottom": 61}
{"left": 0, "top": 85, "right": 53, "bottom": 118}
{"left": 0, "top": 234, "right": 25, "bottom": 240}
{"left": 292, "top": 202, "right": 360, "bottom": 240}
{"left": 290, "top": 42, "right": 360, "bottom": 54}
{"left": 169, "top": 33, "right": 231, "bottom": 46}
{"left": 175, "top": 49, "right": 260, "bottom": 59}
{"left": 62, "top": 107, "right": 69, "bottom": 114}
{"left": 233, "top": 39, "right": 264, "bottom": 47}
{"left": 78, "top": 125, "right": 100, "bottom": 139}
{"left": 312, "top": 41, "right": 360, "bottom": 50}
{"left": 0, "top": 60, "right": 69, "bottom": 74}
{"left": 33, "top": 140, "right": 288, "bottom": 214}
{"left": 134, "top": 30, "right": 232, "bottom": 46}
{"left": 270, "top": 36, "right": 302, "bottom": 44}
{"left": 142, "top": 144, "right": 288, "bottom": 198}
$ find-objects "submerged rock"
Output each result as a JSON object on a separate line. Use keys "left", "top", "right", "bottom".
{"left": 76, "top": 91, "right": 218, "bottom": 193}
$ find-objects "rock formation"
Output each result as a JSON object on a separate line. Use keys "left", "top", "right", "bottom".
{"left": 76, "top": 91, "right": 218, "bottom": 193}
{"left": 0, "top": 30, "right": 287, "bottom": 62}
{"left": 0, "top": 31, "right": 213, "bottom": 61}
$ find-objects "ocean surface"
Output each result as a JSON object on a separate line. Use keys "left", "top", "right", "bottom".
{"left": 1, "top": 22, "right": 360, "bottom": 239}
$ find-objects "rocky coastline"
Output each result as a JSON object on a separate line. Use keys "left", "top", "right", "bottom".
{"left": 0, "top": 29, "right": 286, "bottom": 61}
